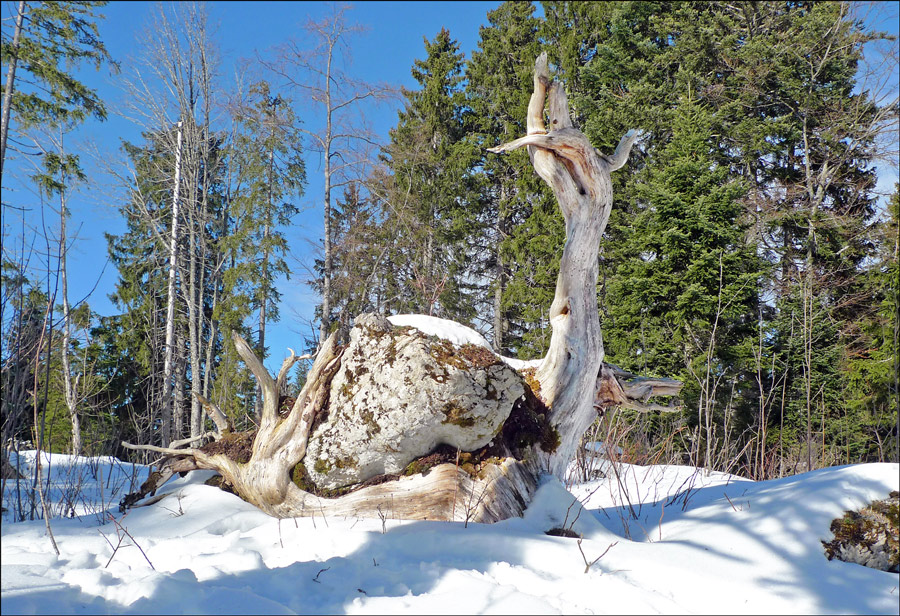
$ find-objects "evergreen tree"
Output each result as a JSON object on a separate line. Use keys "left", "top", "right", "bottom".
{"left": 377, "top": 27, "right": 477, "bottom": 323}
{"left": 839, "top": 187, "right": 899, "bottom": 463}
{"left": 224, "top": 81, "right": 305, "bottom": 417}
{"left": 106, "top": 130, "right": 182, "bottom": 447}
{"left": 553, "top": 0, "right": 896, "bottom": 473}
{"left": 319, "top": 182, "right": 382, "bottom": 342}
{"left": 227, "top": 82, "right": 304, "bottom": 359}
{"left": 107, "top": 123, "right": 228, "bottom": 443}
{"left": 603, "top": 98, "right": 760, "bottom": 468}
{"left": 466, "top": 1, "right": 559, "bottom": 357}
{"left": 0, "top": 262, "right": 46, "bottom": 449}
{"left": 1, "top": 0, "right": 116, "bottom": 174}
{"left": 725, "top": 2, "right": 889, "bottom": 471}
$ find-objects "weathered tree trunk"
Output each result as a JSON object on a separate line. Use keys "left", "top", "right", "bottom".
{"left": 123, "top": 54, "right": 679, "bottom": 523}
{"left": 58, "top": 154, "right": 82, "bottom": 456}
{"left": 0, "top": 0, "right": 25, "bottom": 176}
{"left": 488, "top": 53, "right": 640, "bottom": 478}
{"left": 161, "top": 120, "right": 183, "bottom": 446}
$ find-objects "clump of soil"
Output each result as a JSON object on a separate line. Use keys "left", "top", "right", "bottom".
{"left": 492, "top": 376, "right": 559, "bottom": 457}
{"left": 458, "top": 343, "right": 502, "bottom": 369}
{"left": 199, "top": 430, "right": 257, "bottom": 464}
{"left": 403, "top": 444, "right": 461, "bottom": 476}
{"left": 822, "top": 491, "right": 899, "bottom": 573}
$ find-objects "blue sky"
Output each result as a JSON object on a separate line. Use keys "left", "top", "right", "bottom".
{"left": 2, "top": 1, "right": 504, "bottom": 370}
{"left": 2, "top": 1, "right": 898, "bottom": 373}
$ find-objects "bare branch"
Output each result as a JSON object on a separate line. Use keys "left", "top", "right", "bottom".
{"left": 603, "top": 129, "right": 641, "bottom": 172}
{"left": 121, "top": 441, "right": 201, "bottom": 457}
{"left": 195, "top": 394, "right": 231, "bottom": 434}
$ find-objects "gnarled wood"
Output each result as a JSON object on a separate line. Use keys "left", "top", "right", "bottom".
{"left": 596, "top": 363, "right": 683, "bottom": 413}
{"left": 122, "top": 53, "right": 669, "bottom": 524}
{"left": 489, "top": 52, "right": 639, "bottom": 477}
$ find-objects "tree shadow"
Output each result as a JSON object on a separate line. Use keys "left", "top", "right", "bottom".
{"left": 4, "top": 465, "right": 897, "bottom": 614}
{"left": 582, "top": 464, "right": 900, "bottom": 614}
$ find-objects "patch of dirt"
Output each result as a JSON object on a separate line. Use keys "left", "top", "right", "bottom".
{"left": 199, "top": 430, "right": 257, "bottom": 464}
{"left": 546, "top": 527, "right": 580, "bottom": 538}
{"left": 490, "top": 383, "right": 559, "bottom": 457}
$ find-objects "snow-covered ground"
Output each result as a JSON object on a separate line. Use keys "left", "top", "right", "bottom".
{"left": 2, "top": 449, "right": 897, "bottom": 614}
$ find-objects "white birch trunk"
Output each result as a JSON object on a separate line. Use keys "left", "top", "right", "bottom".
{"left": 57, "top": 153, "right": 81, "bottom": 456}
{"left": 162, "top": 120, "right": 184, "bottom": 446}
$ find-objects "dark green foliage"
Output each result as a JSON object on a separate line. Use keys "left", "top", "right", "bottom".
{"left": 224, "top": 81, "right": 305, "bottom": 348}
{"left": 541, "top": 0, "right": 897, "bottom": 475}
{"left": 373, "top": 27, "right": 480, "bottom": 325}
{"left": 1, "top": 0, "right": 116, "bottom": 129}
{"left": 0, "top": 264, "right": 48, "bottom": 447}
{"left": 839, "top": 188, "right": 900, "bottom": 463}
{"left": 313, "top": 182, "right": 383, "bottom": 344}
{"left": 105, "top": 129, "right": 187, "bottom": 446}
{"left": 604, "top": 98, "right": 758, "bottom": 393}
{"left": 466, "top": 2, "right": 560, "bottom": 357}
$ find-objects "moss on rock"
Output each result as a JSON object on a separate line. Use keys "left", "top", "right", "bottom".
{"left": 822, "top": 490, "right": 899, "bottom": 573}
{"left": 442, "top": 401, "right": 476, "bottom": 428}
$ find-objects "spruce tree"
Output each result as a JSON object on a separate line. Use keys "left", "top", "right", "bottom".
{"left": 603, "top": 98, "right": 759, "bottom": 467}
{"left": 723, "top": 2, "right": 891, "bottom": 470}
{"left": 466, "top": 1, "right": 558, "bottom": 357}
{"left": 1, "top": 0, "right": 116, "bottom": 174}
{"left": 378, "top": 27, "right": 477, "bottom": 323}
{"left": 320, "top": 183, "right": 382, "bottom": 342}
{"left": 106, "top": 131, "right": 181, "bottom": 447}
{"left": 224, "top": 81, "right": 305, "bottom": 416}
{"left": 228, "top": 82, "right": 304, "bottom": 358}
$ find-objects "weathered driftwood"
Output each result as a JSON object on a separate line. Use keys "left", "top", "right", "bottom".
{"left": 121, "top": 53, "right": 680, "bottom": 523}
{"left": 487, "top": 52, "right": 641, "bottom": 478}
{"left": 595, "top": 364, "right": 683, "bottom": 413}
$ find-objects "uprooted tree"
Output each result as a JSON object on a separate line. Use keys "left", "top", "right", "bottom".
{"left": 121, "top": 53, "right": 682, "bottom": 523}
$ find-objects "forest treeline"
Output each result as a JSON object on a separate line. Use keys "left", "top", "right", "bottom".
{"left": 2, "top": 1, "right": 898, "bottom": 485}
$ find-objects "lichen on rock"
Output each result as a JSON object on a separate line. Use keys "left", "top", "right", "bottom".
{"left": 302, "top": 313, "right": 526, "bottom": 490}
{"left": 822, "top": 491, "right": 899, "bottom": 573}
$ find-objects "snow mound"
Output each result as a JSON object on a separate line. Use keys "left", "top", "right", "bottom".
{"left": 387, "top": 314, "right": 492, "bottom": 348}
{"left": 4, "top": 455, "right": 898, "bottom": 614}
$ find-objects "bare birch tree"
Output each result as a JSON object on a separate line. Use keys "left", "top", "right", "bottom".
{"left": 116, "top": 2, "right": 223, "bottom": 445}
{"left": 260, "top": 4, "right": 393, "bottom": 347}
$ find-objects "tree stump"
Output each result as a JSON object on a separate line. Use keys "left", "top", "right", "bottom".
{"left": 122, "top": 53, "right": 679, "bottom": 523}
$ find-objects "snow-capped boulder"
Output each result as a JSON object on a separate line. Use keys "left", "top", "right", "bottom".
{"left": 303, "top": 313, "right": 527, "bottom": 490}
